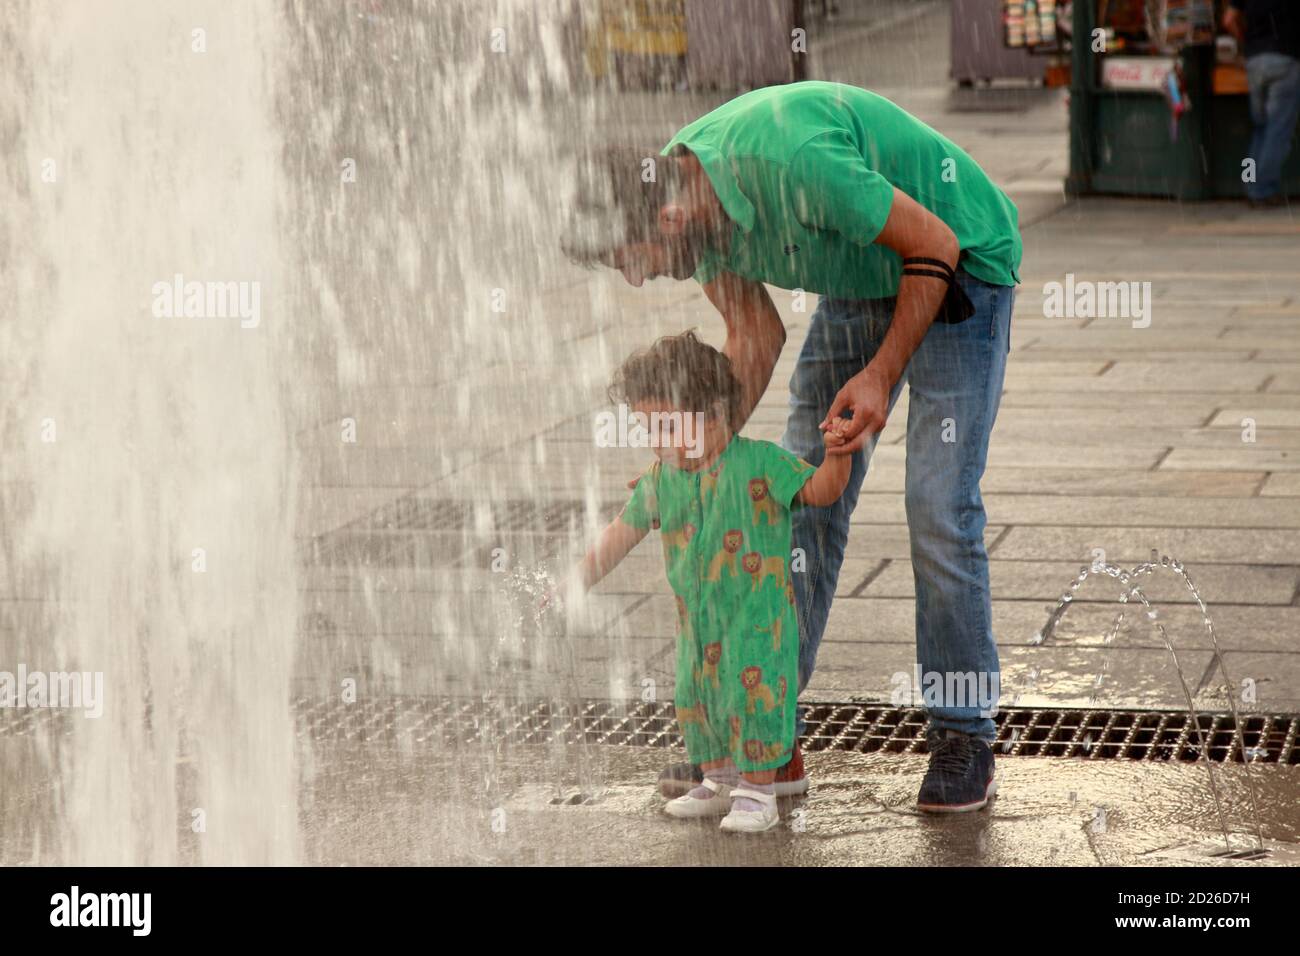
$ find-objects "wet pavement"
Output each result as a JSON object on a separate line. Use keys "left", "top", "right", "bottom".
{"left": 299, "top": 744, "right": 1300, "bottom": 867}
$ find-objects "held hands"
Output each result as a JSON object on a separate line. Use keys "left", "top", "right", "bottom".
{"left": 821, "top": 416, "right": 851, "bottom": 449}
{"left": 820, "top": 364, "right": 891, "bottom": 455}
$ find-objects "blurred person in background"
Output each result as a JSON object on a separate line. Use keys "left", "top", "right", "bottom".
{"left": 1224, "top": 0, "right": 1300, "bottom": 208}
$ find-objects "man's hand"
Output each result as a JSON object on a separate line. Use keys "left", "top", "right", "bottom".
{"left": 822, "top": 416, "right": 851, "bottom": 449}
{"left": 799, "top": 417, "right": 854, "bottom": 506}
{"left": 820, "top": 364, "right": 891, "bottom": 455}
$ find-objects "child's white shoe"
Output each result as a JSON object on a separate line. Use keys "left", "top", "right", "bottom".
{"left": 664, "top": 777, "right": 732, "bottom": 818}
{"left": 719, "top": 787, "right": 780, "bottom": 833}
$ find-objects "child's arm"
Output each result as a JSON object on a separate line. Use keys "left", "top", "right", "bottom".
{"left": 541, "top": 517, "right": 649, "bottom": 611}
{"left": 577, "top": 517, "right": 649, "bottom": 590}
{"left": 797, "top": 419, "right": 853, "bottom": 507}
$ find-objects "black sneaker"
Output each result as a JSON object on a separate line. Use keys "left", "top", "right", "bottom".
{"left": 917, "top": 729, "right": 997, "bottom": 813}
{"left": 657, "top": 761, "right": 703, "bottom": 799}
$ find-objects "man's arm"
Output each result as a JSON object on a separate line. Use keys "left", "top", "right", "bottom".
{"left": 702, "top": 271, "right": 787, "bottom": 430}
{"left": 863, "top": 187, "right": 959, "bottom": 386}
{"left": 822, "top": 187, "right": 958, "bottom": 454}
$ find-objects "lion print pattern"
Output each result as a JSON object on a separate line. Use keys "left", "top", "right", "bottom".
{"left": 742, "top": 738, "right": 788, "bottom": 764}
{"left": 748, "top": 477, "right": 782, "bottom": 526}
{"left": 661, "top": 522, "right": 695, "bottom": 555}
{"left": 740, "top": 665, "right": 777, "bottom": 713}
{"left": 705, "top": 529, "right": 745, "bottom": 581}
{"left": 741, "top": 551, "right": 786, "bottom": 592}
{"left": 701, "top": 642, "right": 723, "bottom": 689}
{"left": 699, "top": 461, "right": 725, "bottom": 499}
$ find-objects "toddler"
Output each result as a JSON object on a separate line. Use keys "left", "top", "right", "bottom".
{"left": 566, "top": 331, "right": 850, "bottom": 833}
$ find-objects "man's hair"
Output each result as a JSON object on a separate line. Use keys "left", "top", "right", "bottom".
{"left": 608, "top": 330, "right": 744, "bottom": 430}
{"left": 560, "top": 144, "right": 685, "bottom": 266}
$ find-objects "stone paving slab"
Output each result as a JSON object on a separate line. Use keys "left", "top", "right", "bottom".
{"left": 802, "top": 640, "right": 1218, "bottom": 711}
{"left": 1161, "top": 447, "right": 1300, "bottom": 472}
{"left": 1015, "top": 348, "right": 1260, "bottom": 364}
{"left": 861, "top": 557, "right": 1299, "bottom": 606}
{"left": 1209, "top": 409, "right": 1300, "bottom": 428}
{"left": 1215, "top": 652, "right": 1300, "bottom": 712}
{"left": 852, "top": 494, "right": 1300, "bottom": 530}
{"left": 855, "top": 468, "right": 1267, "bottom": 500}
{"left": 299, "top": 588, "right": 640, "bottom": 638}
{"left": 1011, "top": 330, "right": 1289, "bottom": 354}
{"left": 1260, "top": 473, "right": 1300, "bottom": 496}
{"left": 997, "top": 389, "right": 1300, "bottom": 410}
{"left": 974, "top": 493, "right": 1300, "bottom": 528}
{"left": 992, "top": 524, "right": 1300, "bottom": 566}
{"left": 815, "top": 597, "right": 1300, "bottom": 652}
{"left": 989, "top": 422, "right": 1300, "bottom": 450}
{"left": 989, "top": 404, "right": 1215, "bottom": 427}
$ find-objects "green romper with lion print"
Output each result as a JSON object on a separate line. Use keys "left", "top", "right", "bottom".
{"left": 620, "top": 435, "right": 816, "bottom": 772}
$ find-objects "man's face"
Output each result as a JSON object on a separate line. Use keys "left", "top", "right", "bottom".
{"left": 608, "top": 237, "right": 699, "bottom": 287}
{"left": 606, "top": 168, "right": 719, "bottom": 286}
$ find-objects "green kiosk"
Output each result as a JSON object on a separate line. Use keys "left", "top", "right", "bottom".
{"left": 1066, "top": 0, "right": 1300, "bottom": 199}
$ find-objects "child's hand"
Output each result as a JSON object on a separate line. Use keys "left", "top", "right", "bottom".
{"left": 539, "top": 569, "right": 582, "bottom": 614}
{"left": 822, "top": 417, "right": 851, "bottom": 449}
{"left": 538, "top": 582, "right": 565, "bottom": 613}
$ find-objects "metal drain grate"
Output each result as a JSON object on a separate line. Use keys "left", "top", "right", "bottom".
{"left": 6, "top": 699, "right": 1294, "bottom": 763}
{"left": 289, "top": 698, "right": 1300, "bottom": 764}
{"left": 305, "top": 498, "right": 623, "bottom": 565}
{"left": 800, "top": 703, "right": 1300, "bottom": 763}
{"left": 349, "top": 498, "right": 614, "bottom": 533}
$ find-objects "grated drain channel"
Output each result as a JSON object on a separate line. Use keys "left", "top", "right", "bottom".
{"left": 344, "top": 497, "right": 615, "bottom": 534}
{"left": 3, "top": 698, "right": 1294, "bottom": 763}
{"left": 304, "top": 497, "right": 625, "bottom": 566}
{"left": 284, "top": 698, "right": 1299, "bottom": 764}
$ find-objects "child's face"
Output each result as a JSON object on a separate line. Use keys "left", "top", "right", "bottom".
{"left": 632, "top": 400, "right": 731, "bottom": 470}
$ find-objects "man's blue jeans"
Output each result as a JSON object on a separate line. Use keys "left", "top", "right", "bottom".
{"left": 781, "top": 270, "right": 1013, "bottom": 741}
{"left": 1246, "top": 52, "right": 1300, "bottom": 201}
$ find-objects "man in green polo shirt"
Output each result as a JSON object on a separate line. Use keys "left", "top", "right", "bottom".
{"left": 563, "top": 81, "right": 1019, "bottom": 813}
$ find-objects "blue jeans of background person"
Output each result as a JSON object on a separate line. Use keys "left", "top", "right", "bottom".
{"left": 1246, "top": 52, "right": 1300, "bottom": 201}
{"left": 781, "top": 270, "right": 1013, "bottom": 741}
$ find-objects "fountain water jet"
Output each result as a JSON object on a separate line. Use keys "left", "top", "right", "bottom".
{"left": 1, "top": 0, "right": 300, "bottom": 865}
{"left": 1034, "top": 551, "right": 1267, "bottom": 853}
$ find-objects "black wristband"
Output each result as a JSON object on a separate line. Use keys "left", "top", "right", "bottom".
{"left": 901, "top": 257, "right": 957, "bottom": 284}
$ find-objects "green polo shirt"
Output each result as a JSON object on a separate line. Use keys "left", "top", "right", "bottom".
{"left": 662, "top": 81, "right": 1022, "bottom": 298}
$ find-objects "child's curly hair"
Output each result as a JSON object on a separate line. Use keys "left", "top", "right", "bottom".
{"left": 608, "top": 330, "right": 745, "bottom": 431}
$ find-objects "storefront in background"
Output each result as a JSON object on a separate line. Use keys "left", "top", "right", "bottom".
{"left": 1061, "top": 0, "right": 1300, "bottom": 199}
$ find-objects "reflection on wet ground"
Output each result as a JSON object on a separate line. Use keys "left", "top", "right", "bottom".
{"left": 297, "top": 744, "right": 1300, "bottom": 867}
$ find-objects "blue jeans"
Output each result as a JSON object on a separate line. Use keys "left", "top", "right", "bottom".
{"left": 1246, "top": 52, "right": 1300, "bottom": 201}
{"left": 782, "top": 270, "right": 1013, "bottom": 741}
